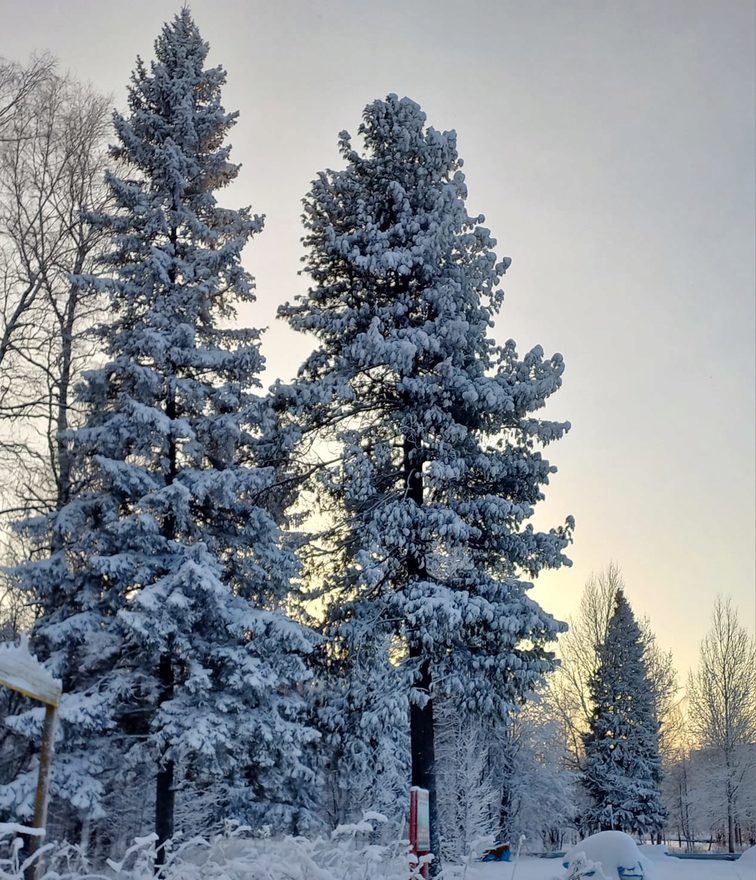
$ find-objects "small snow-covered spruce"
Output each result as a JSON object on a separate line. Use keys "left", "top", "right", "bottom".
{"left": 279, "top": 94, "right": 572, "bottom": 873}
{"left": 581, "top": 590, "right": 666, "bottom": 837}
{"left": 6, "top": 8, "right": 316, "bottom": 853}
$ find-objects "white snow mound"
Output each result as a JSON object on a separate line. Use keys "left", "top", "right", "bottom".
{"left": 638, "top": 843, "right": 669, "bottom": 861}
{"left": 563, "top": 831, "right": 652, "bottom": 879}
{"left": 0, "top": 636, "right": 61, "bottom": 706}
{"left": 738, "top": 844, "right": 756, "bottom": 864}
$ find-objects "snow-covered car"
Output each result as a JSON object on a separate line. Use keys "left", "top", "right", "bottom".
{"left": 562, "top": 831, "right": 648, "bottom": 879}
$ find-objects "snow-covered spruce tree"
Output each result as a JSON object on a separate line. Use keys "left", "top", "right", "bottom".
{"left": 279, "top": 95, "right": 572, "bottom": 872}
{"left": 549, "top": 565, "right": 677, "bottom": 776}
{"left": 5, "top": 9, "right": 316, "bottom": 855}
{"left": 581, "top": 590, "right": 666, "bottom": 837}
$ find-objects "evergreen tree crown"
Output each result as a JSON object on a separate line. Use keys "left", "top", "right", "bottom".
{"left": 582, "top": 590, "right": 666, "bottom": 835}
{"left": 281, "top": 94, "right": 572, "bottom": 716}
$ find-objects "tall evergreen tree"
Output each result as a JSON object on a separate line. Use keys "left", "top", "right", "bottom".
{"left": 581, "top": 590, "right": 666, "bottom": 836}
{"left": 280, "top": 94, "right": 572, "bottom": 872}
{"left": 5, "top": 9, "right": 316, "bottom": 855}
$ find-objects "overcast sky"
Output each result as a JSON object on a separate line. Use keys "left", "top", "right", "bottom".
{"left": 2, "top": 0, "right": 754, "bottom": 677}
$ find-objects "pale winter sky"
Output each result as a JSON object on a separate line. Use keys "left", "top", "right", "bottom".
{"left": 2, "top": 0, "right": 754, "bottom": 678}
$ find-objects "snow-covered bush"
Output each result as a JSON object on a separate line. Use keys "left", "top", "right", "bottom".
{"left": 435, "top": 701, "right": 499, "bottom": 862}
{"left": 0, "top": 816, "right": 421, "bottom": 880}
{"left": 561, "top": 852, "right": 611, "bottom": 880}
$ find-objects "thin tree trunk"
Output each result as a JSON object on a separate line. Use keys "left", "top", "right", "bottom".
{"left": 499, "top": 780, "right": 513, "bottom": 843}
{"left": 53, "top": 262, "right": 86, "bottom": 511}
{"left": 410, "top": 646, "right": 440, "bottom": 872}
{"left": 154, "top": 651, "right": 175, "bottom": 867}
{"left": 725, "top": 748, "right": 735, "bottom": 853}
{"left": 52, "top": 294, "right": 75, "bottom": 514}
{"left": 155, "top": 366, "right": 178, "bottom": 868}
{"left": 403, "top": 433, "right": 441, "bottom": 875}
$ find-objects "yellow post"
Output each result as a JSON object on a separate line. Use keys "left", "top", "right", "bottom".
{"left": 0, "top": 640, "right": 62, "bottom": 880}
{"left": 25, "top": 703, "right": 58, "bottom": 878}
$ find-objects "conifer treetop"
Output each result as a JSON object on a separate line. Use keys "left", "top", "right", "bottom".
{"left": 93, "top": 7, "right": 262, "bottom": 362}
{"left": 582, "top": 590, "right": 666, "bottom": 835}
{"left": 282, "top": 94, "right": 573, "bottom": 716}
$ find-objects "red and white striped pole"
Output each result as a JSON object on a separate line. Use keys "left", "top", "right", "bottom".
{"left": 409, "top": 786, "right": 430, "bottom": 879}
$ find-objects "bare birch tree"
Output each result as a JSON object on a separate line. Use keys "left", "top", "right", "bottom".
{"left": 0, "top": 58, "right": 110, "bottom": 654}
{"left": 687, "top": 596, "right": 756, "bottom": 852}
{"left": 0, "top": 59, "right": 110, "bottom": 526}
{"left": 550, "top": 564, "right": 678, "bottom": 772}
{"left": 0, "top": 56, "right": 55, "bottom": 142}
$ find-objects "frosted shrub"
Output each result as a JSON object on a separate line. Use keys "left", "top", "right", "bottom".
{"left": 0, "top": 816, "right": 420, "bottom": 880}
{"left": 561, "top": 853, "right": 610, "bottom": 880}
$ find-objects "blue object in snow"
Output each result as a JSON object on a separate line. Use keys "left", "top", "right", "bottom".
{"left": 480, "top": 845, "right": 512, "bottom": 862}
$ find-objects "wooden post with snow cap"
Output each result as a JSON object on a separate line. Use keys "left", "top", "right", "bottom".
{"left": 0, "top": 637, "right": 62, "bottom": 880}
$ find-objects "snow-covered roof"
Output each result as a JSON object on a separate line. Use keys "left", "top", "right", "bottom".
{"left": 0, "top": 637, "right": 61, "bottom": 706}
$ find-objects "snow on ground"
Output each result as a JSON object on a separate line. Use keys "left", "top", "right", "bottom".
{"left": 449, "top": 833, "right": 755, "bottom": 880}
{"left": 460, "top": 854, "right": 752, "bottom": 880}
{"left": 2, "top": 827, "right": 754, "bottom": 880}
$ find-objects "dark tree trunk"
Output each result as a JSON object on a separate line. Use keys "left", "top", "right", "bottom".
{"left": 54, "top": 268, "right": 83, "bottom": 513}
{"left": 499, "top": 777, "right": 514, "bottom": 843}
{"left": 410, "top": 646, "right": 440, "bottom": 873}
{"left": 155, "top": 651, "right": 175, "bottom": 868}
{"left": 155, "top": 365, "right": 178, "bottom": 870}
{"left": 403, "top": 434, "right": 441, "bottom": 876}
{"left": 725, "top": 751, "right": 735, "bottom": 853}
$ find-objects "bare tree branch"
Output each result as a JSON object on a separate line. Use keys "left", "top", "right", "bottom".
{"left": 0, "top": 59, "right": 111, "bottom": 526}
